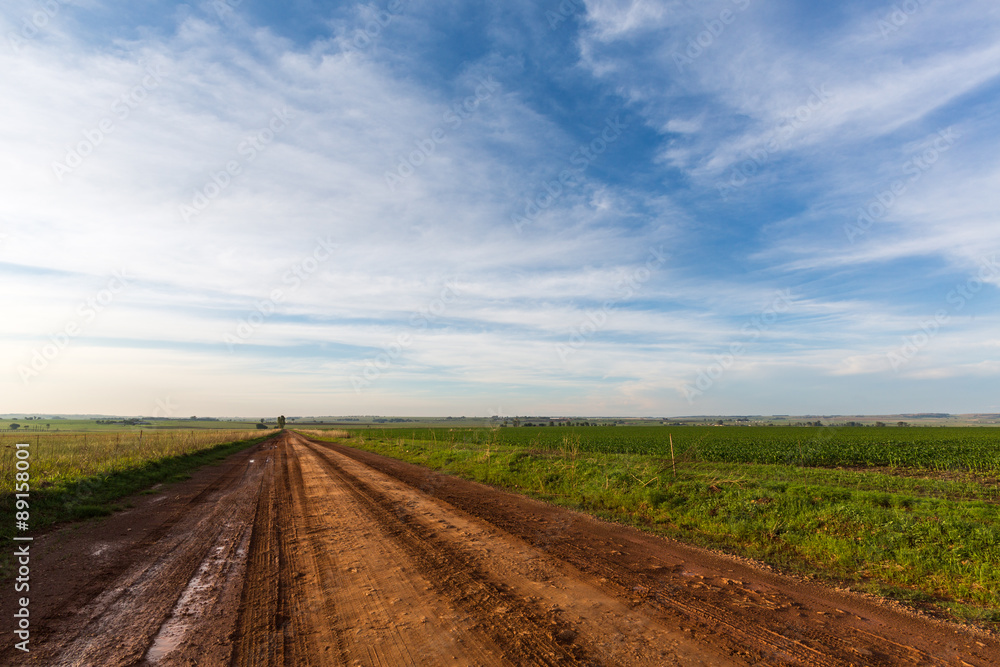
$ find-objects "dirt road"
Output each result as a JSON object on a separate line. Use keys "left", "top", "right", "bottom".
{"left": 2, "top": 431, "right": 998, "bottom": 665}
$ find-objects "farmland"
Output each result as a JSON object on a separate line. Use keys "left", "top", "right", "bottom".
{"left": 0, "top": 417, "right": 274, "bottom": 432}
{"left": 6, "top": 430, "right": 1000, "bottom": 665}
{"left": 349, "top": 424, "right": 1000, "bottom": 470}
{"left": 329, "top": 425, "right": 1000, "bottom": 627}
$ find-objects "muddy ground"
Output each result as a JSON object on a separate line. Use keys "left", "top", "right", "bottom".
{"left": 2, "top": 431, "right": 997, "bottom": 665}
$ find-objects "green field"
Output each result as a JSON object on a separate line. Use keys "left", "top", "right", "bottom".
{"left": 0, "top": 418, "right": 274, "bottom": 432}
{"left": 349, "top": 425, "right": 1000, "bottom": 470}
{"left": 318, "top": 425, "right": 1000, "bottom": 628}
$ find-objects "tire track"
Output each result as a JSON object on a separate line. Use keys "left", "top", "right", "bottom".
{"left": 231, "top": 448, "right": 282, "bottom": 667}
{"left": 300, "top": 434, "right": 689, "bottom": 666}
{"left": 302, "top": 436, "right": 730, "bottom": 666}
{"left": 280, "top": 437, "right": 349, "bottom": 665}
{"left": 315, "top": 435, "right": 1000, "bottom": 667}
{"left": 21, "top": 448, "right": 267, "bottom": 666}
{"left": 288, "top": 435, "right": 501, "bottom": 666}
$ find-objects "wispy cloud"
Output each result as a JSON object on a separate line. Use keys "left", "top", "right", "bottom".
{"left": 1, "top": 0, "right": 998, "bottom": 415}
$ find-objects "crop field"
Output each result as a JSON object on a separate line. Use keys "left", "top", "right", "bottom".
{"left": 352, "top": 425, "right": 1000, "bottom": 471}
{"left": 333, "top": 425, "right": 1000, "bottom": 627}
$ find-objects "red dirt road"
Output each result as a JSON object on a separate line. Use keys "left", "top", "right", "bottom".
{"left": 2, "top": 431, "right": 998, "bottom": 665}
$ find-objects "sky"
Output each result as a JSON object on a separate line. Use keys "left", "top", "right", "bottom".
{"left": 2, "top": 0, "right": 999, "bottom": 418}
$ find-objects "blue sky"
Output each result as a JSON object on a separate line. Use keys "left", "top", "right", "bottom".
{"left": 2, "top": 0, "right": 998, "bottom": 417}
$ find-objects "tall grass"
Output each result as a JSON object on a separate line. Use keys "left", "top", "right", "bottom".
{"left": 294, "top": 429, "right": 350, "bottom": 440}
{"left": 0, "top": 429, "right": 274, "bottom": 494}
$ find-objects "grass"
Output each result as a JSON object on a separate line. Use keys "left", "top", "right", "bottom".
{"left": 294, "top": 429, "right": 351, "bottom": 439}
{"left": 309, "top": 428, "right": 1000, "bottom": 630}
{"left": 1, "top": 419, "right": 273, "bottom": 433}
{"left": 0, "top": 429, "right": 276, "bottom": 577}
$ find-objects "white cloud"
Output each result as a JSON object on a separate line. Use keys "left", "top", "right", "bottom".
{"left": 3, "top": 2, "right": 999, "bottom": 415}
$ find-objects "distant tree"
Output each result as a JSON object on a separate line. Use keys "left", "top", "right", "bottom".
{"left": 256, "top": 423, "right": 267, "bottom": 430}
{"left": 9, "top": 423, "right": 20, "bottom": 430}
{"left": 277, "top": 415, "right": 286, "bottom": 429}
{"left": 259, "top": 418, "right": 265, "bottom": 424}
{"left": 875, "top": 421, "right": 886, "bottom": 427}
{"left": 897, "top": 421, "right": 909, "bottom": 427}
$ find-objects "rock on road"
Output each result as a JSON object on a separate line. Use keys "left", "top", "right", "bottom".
{"left": 2, "top": 431, "right": 998, "bottom": 666}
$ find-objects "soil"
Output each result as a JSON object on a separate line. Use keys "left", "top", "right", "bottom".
{"left": 2, "top": 431, "right": 998, "bottom": 666}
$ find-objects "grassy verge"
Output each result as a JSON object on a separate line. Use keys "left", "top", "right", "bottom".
{"left": 1, "top": 432, "right": 274, "bottom": 578}
{"left": 314, "top": 430, "right": 1000, "bottom": 629}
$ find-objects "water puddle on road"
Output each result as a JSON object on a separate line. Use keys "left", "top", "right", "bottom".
{"left": 144, "top": 624, "right": 187, "bottom": 663}
{"left": 142, "top": 540, "right": 231, "bottom": 663}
